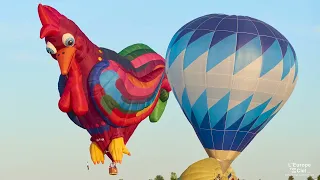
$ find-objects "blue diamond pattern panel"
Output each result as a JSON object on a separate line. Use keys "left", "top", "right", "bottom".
{"left": 166, "top": 14, "right": 298, "bottom": 153}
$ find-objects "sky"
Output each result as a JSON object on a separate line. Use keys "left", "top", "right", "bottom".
{"left": 0, "top": 0, "right": 319, "bottom": 180}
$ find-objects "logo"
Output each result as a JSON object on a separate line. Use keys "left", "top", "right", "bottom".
{"left": 285, "top": 162, "right": 314, "bottom": 177}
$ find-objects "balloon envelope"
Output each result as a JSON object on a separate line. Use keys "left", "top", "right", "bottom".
{"left": 179, "top": 158, "right": 237, "bottom": 180}
{"left": 166, "top": 14, "right": 298, "bottom": 170}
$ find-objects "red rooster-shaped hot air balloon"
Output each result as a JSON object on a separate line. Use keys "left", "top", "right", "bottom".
{"left": 37, "top": 4, "right": 171, "bottom": 175}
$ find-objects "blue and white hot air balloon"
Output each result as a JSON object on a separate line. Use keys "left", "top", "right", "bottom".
{"left": 165, "top": 14, "right": 298, "bottom": 172}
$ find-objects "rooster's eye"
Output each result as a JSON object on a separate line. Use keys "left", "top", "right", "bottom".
{"left": 62, "top": 33, "right": 75, "bottom": 47}
{"left": 46, "top": 41, "right": 57, "bottom": 54}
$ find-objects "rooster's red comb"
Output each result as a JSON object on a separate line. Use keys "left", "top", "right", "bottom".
{"left": 38, "top": 4, "right": 64, "bottom": 39}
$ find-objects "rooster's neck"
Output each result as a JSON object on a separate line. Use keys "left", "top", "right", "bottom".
{"left": 76, "top": 43, "right": 101, "bottom": 77}
{"left": 67, "top": 42, "right": 102, "bottom": 100}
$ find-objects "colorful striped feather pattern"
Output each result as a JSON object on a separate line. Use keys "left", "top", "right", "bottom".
{"left": 89, "top": 44, "right": 170, "bottom": 127}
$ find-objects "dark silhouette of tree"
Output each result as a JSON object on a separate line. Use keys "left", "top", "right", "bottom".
{"left": 317, "top": 175, "right": 320, "bottom": 180}
{"left": 307, "top": 176, "right": 314, "bottom": 180}
{"left": 170, "top": 172, "right": 178, "bottom": 180}
{"left": 288, "top": 175, "right": 294, "bottom": 180}
{"left": 154, "top": 175, "right": 165, "bottom": 180}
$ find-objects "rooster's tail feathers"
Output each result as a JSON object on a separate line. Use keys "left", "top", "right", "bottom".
{"left": 119, "top": 43, "right": 156, "bottom": 61}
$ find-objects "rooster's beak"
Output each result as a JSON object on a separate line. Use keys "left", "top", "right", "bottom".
{"left": 56, "top": 47, "right": 76, "bottom": 75}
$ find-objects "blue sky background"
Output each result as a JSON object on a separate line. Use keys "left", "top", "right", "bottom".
{"left": 0, "top": 0, "right": 319, "bottom": 179}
